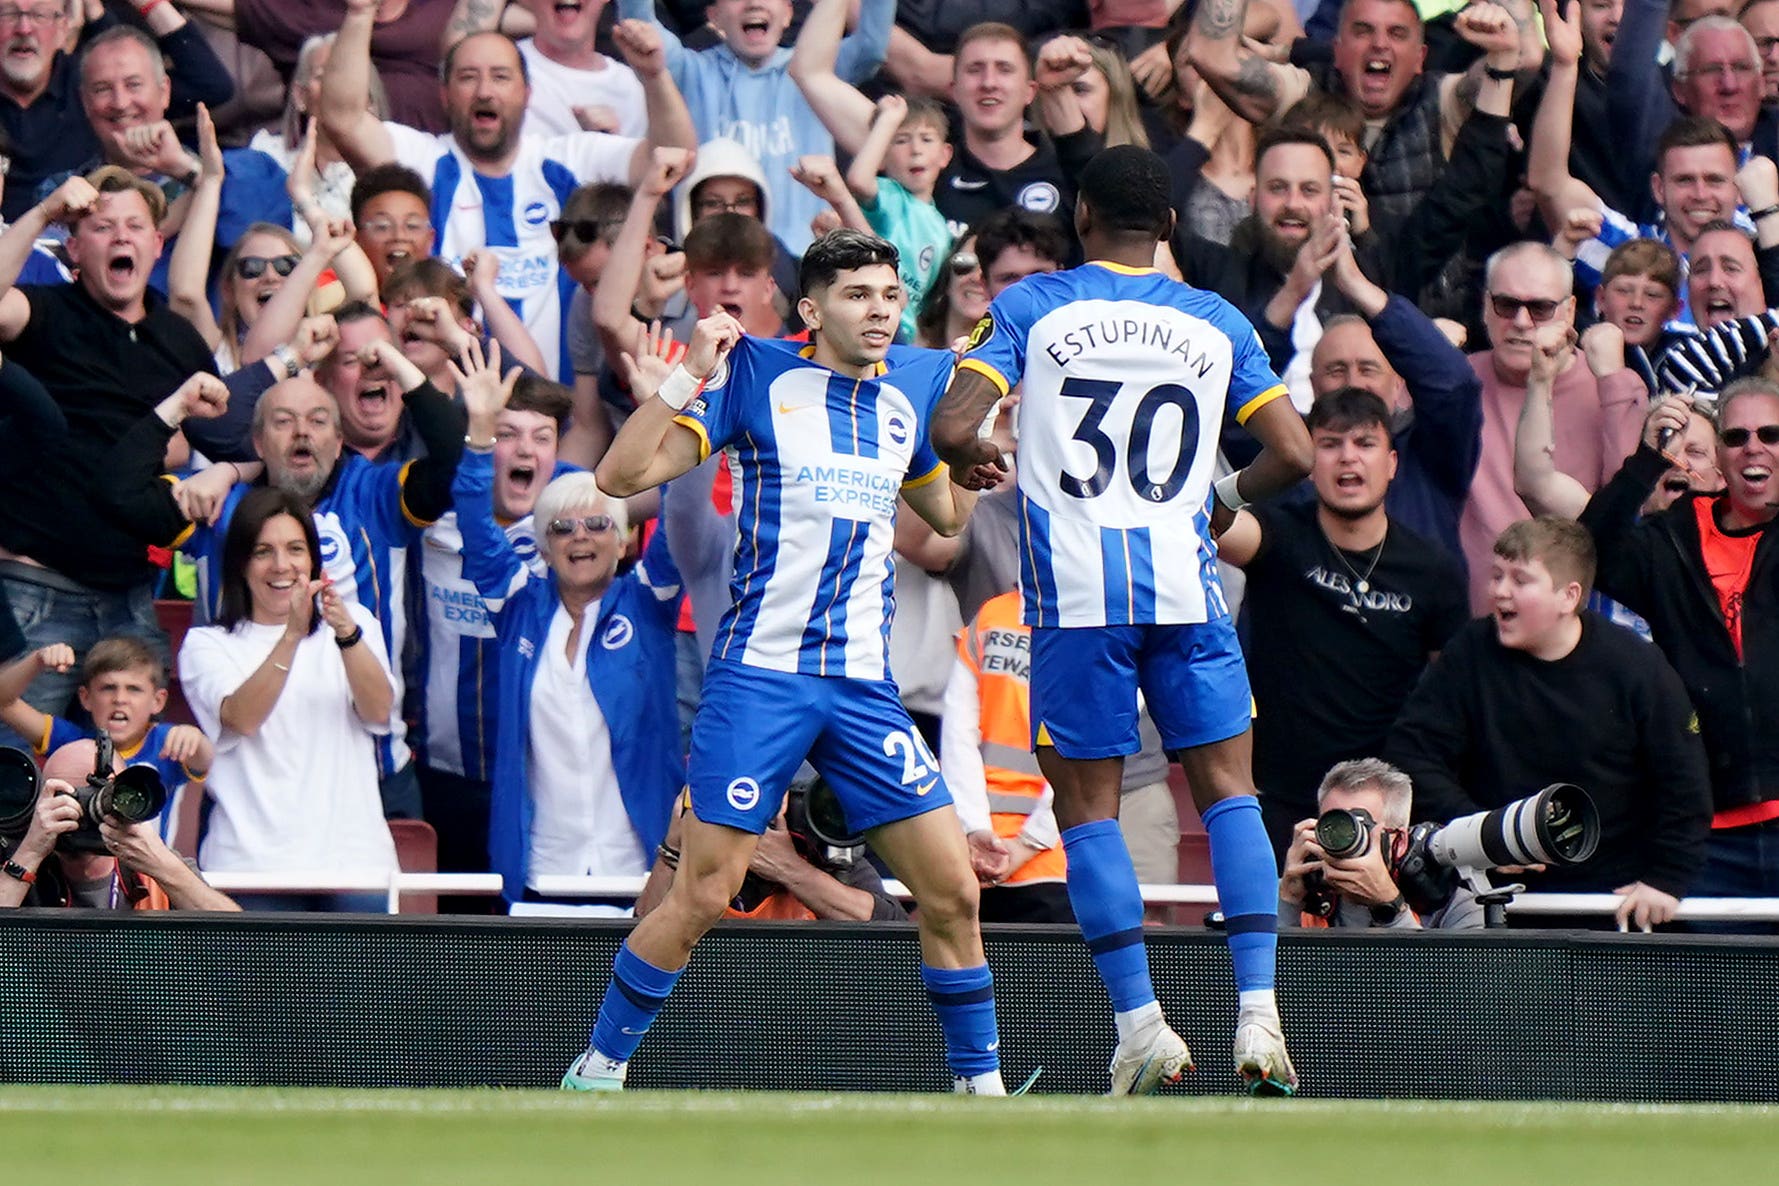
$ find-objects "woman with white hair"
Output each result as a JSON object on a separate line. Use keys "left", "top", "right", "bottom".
{"left": 449, "top": 343, "right": 683, "bottom": 915}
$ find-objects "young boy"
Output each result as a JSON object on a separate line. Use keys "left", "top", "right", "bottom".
{"left": 0, "top": 637, "right": 210, "bottom": 845}
{"left": 844, "top": 95, "right": 954, "bottom": 344}
{"left": 1385, "top": 518, "right": 1711, "bottom": 929}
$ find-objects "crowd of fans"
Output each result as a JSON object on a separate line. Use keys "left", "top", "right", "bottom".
{"left": 0, "top": 0, "right": 1772, "bottom": 933}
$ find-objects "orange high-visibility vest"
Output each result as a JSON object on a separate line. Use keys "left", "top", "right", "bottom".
{"left": 956, "top": 591, "right": 1065, "bottom": 885}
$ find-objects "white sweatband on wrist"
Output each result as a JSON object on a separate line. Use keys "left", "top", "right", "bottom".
{"left": 656, "top": 364, "right": 701, "bottom": 411}
{"left": 1214, "top": 470, "right": 1249, "bottom": 512}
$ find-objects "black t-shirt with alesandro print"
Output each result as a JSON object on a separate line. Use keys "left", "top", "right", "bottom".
{"left": 1242, "top": 500, "right": 1470, "bottom": 817}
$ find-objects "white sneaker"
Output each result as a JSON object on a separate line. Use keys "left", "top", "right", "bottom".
{"left": 1107, "top": 1025, "right": 1193, "bottom": 1096}
{"left": 1233, "top": 1016, "right": 1298, "bottom": 1096}
{"left": 560, "top": 1047, "right": 627, "bottom": 1092}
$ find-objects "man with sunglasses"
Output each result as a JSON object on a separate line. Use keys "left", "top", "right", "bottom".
{"left": 1581, "top": 379, "right": 1779, "bottom": 915}
{"left": 1458, "top": 240, "right": 1649, "bottom": 612}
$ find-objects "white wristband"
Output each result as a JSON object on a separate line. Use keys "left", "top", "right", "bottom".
{"left": 1214, "top": 470, "right": 1249, "bottom": 513}
{"left": 655, "top": 364, "right": 701, "bottom": 412}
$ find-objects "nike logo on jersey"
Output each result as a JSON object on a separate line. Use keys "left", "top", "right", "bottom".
{"left": 915, "top": 778, "right": 938, "bottom": 796}
{"left": 776, "top": 401, "right": 816, "bottom": 414}
{"left": 949, "top": 177, "right": 989, "bottom": 191}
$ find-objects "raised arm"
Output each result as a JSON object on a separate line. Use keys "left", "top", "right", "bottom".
{"left": 789, "top": 156, "right": 871, "bottom": 233}
{"left": 615, "top": 20, "right": 698, "bottom": 166}
{"left": 239, "top": 220, "right": 358, "bottom": 368}
{"left": 1528, "top": 0, "right": 1603, "bottom": 228}
{"left": 597, "top": 314, "right": 740, "bottom": 497}
{"left": 1513, "top": 323, "right": 1594, "bottom": 518}
{"left": 319, "top": 0, "right": 396, "bottom": 173}
{"left": 462, "top": 248, "right": 549, "bottom": 374}
{"left": 95, "top": 374, "right": 233, "bottom": 548}
{"left": 1032, "top": 36, "right": 1094, "bottom": 141}
{"left": 1214, "top": 388, "right": 1315, "bottom": 532}
{"left": 844, "top": 95, "right": 907, "bottom": 207}
{"left": 0, "top": 178, "right": 98, "bottom": 341}
{"left": 168, "top": 106, "right": 225, "bottom": 350}
{"left": 833, "top": 0, "right": 894, "bottom": 83}
{"left": 592, "top": 148, "right": 691, "bottom": 364}
{"left": 1187, "top": 0, "right": 1298, "bottom": 126}
{"left": 790, "top": 0, "right": 879, "bottom": 156}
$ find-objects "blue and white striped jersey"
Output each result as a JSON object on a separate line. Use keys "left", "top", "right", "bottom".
{"left": 176, "top": 457, "right": 432, "bottom": 776}
{"left": 960, "top": 261, "right": 1288, "bottom": 629}
{"left": 386, "top": 125, "right": 640, "bottom": 381}
{"left": 672, "top": 337, "right": 952, "bottom": 682}
{"left": 412, "top": 504, "right": 549, "bottom": 781}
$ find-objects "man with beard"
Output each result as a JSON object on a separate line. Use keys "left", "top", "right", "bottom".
{"left": 320, "top": 0, "right": 696, "bottom": 380}
{"left": 444, "top": 0, "right": 649, "bottom": 138}
{"left": 1579, "top": 378, "right": 1779, "bottom": 913}
{"left": 1216, "top": 388, "right": 1469, "bottom": 860}
{"left": 93, "top": 341, "right": 469, "bottom": 819}
{"left": 1189, "top": 0, "right": 1541, "bottom": 231}
{"left": 0, "top": 169, "right": 288, "bottom": 744}
{"left": 1458, "top": 240, "right": 1649, "bottom": 611}
{"left": 1257, "top": 229, "right": 1483, "bottom": 568}
{"left": 0, "top": 0, "right": 234, "bottom": 223}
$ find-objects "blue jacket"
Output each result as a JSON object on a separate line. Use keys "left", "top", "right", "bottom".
{"left": 453, "top": 451, "right": 684, "bottom": 901}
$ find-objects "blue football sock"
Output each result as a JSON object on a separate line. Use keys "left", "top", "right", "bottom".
{"left": 1201, "top": 795, "right": 1278, "bottom": 995}
{"left": 1062, "top": 818, "right": 1156, "bottom": 1014}
{"left": 921, "top": 963, "right": 1000, "bottom": 1077}
{"left": 589, "top": 941, "right": 683, "bottom": 1063}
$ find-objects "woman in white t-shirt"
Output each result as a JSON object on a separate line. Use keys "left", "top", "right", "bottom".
{"left": 178, "top": 488, "right": 399, "bottom": 911}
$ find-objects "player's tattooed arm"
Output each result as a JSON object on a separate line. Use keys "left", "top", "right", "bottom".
{"left": 931, "top": 367, "right": 1010, "bottom": 490}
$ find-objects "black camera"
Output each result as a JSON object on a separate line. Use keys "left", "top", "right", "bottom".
{"left": 785, "top": 775, "right": 862, "bottom": 853}
{"left": 1315, "top": 806, "right": 1378, "bottom": 859}
{"left": 0, "top": 738, "right": 166, "bottom": 856}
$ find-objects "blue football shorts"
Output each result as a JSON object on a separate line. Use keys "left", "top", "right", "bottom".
{"left": 688, "top": 659, "right": 953, "bottom": 834}
{"left": 1029, "top": 619, "right": 1253, "bottom": 759}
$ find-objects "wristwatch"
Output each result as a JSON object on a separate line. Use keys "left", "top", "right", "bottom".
{"left": 3, "top": 858, "right": 36, "bottom": 884}
{"left": 270, "top": 342, "right": 300, "bottom": 378}
{"left": 1368, "top": 892, "right": 1409, "bottom": 926}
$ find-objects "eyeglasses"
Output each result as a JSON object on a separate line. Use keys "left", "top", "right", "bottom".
{"left": 1719, "top": 425, "right": 1779, "bottom": 447}
{"left": 949, "top": 251, "right": 981, "bottom": 277}
{"left": 1686, "top": 61, "right": 1760, "bottom": 82}
{"left": 235, "top": 254, "right": 300, "bottom": 280}
{"left": 693, "top": 195, "right": 759, "bottom": 217}
{"left": 550, "top": 218, "right": 615, "bottom": 244}
{"left": 0, "top": 7, "right": 66, "bottom": 26}
{"left": 545, "top": 515, "right": 617, "bottom": 537}
{"left": 360, "top": 217, "right": 431, "bottom": 237}
{"left": 1487, "top": 293, "right": 1561, "bottom": 322}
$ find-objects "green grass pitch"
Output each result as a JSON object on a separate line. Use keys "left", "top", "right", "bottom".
{"left": 0, "top": 1088, "right": 1769, "bottom": 1184}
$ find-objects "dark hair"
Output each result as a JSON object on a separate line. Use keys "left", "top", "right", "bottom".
{"left": 683, "top": 212, "right": 776, "bottom": 273}
{"left": 508, "top": 374, "right": 574, "bottom": 430}
{"left": 557, "top": 182, "right": 632, "bottom": 257}
{"left": 331, "top": 299, "right": 389, "bottom": 331}
{"left": 901, "top": 95, "right": 951, "bottom": 136}
{"left": 1077, "top": 145, "right": 1173, "bottom": 239}
{"left": 350, "top": 163, "right": 432, "bottom": 224}
{"left": 82, "top": 635, "right": 165, "bottom": 690}
{"left": 1278, "top": 91, "right": 1367, "bottom": 155}
{"left": 441, "top": 30, "right": 528, "bottom": 84}
{"left": 1655, "top": 115, "right": 1740, "bottom": 171}
{"left": 1493, "top": 516, "right": 1596, "bottom": 598}
{"left": 385, "top": 257, "right": 474, "bottom": 320}
{"left": 799, "top": 229, "right": 900, "bottom": 295}
{"left": 1254, "top": 125, "right": 1336, "bottom": 176}
{"left": 218, "top": 488, "right": 321, "bottom": 631}
{"left": 1306, "top": 386, "right": 1391, "bottom": 435}
{"left": 973, "top": 208, "right": 1069, "bottom": 276}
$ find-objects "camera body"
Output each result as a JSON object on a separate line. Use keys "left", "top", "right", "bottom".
{"left": 0, "top": 738, "right": 166, "bottom": 856}
{"left": 732, "top": 776, "right": 863, "bottom": 914}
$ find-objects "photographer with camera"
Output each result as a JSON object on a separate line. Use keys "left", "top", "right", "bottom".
{"left": 1280, "top": 759, "right": 1481, "bottom": 930}
{"left": 637, "top": 780, "right": 907, "bottom": 923}
{"left": 1386, "top": 518, "right": 1713, "bottom": 931}
{"left": 1, "top": 739, "right": 238, "bottom": 911}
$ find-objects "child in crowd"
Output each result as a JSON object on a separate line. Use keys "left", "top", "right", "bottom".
{"left": 843, "top": 95, "right": 954, "bottom": 343}
{"left": 0, "top": 636, "right": 210, "bottom": 845}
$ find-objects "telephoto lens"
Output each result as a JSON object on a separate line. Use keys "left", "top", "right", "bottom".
{"left": 89, "top": 765, "right": 168, "bottom": 826}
